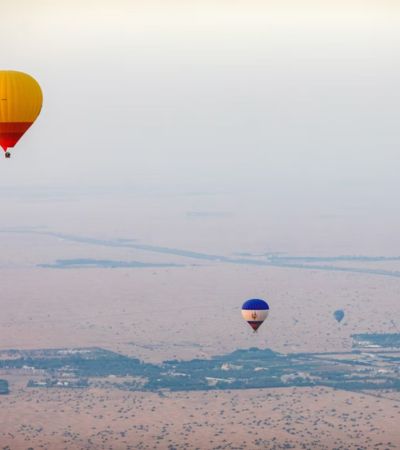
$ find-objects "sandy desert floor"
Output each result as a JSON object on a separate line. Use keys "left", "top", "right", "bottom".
{"left": 1, "top": 386, "right": 399, "bottom": 450}
{"left": 0, "top": 260, "right": 398, "bottom": 362}
{"left": 0, "top": 194, "right": 399, "bottom": 448}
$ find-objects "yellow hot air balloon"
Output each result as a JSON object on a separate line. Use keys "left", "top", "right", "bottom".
{"left": 0, "top": 70, "right": 43, "bottom": 158}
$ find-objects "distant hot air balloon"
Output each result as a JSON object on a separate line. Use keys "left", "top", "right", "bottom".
{"left": 0, "top": 70, "right": 43, "bottom": 158}
{"left": 241, "top": 298, "right": 269, "bottom": 332}
{"left": 334, "top": 309, "right": 345, "bottom": 323}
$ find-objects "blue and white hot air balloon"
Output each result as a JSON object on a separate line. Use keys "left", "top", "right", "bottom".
{"left": 241, "top": 298, "right": 270, "bottom": 332}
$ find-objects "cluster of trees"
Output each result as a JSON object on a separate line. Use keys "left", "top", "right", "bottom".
{"left": 1, "top": 340, "right": 398, "bottom": 393}
{"left": 352, "top": 333, "right": 400, "bottom": 349}
{"left": 0, "top": 379, "right": 9, "bottom": 394}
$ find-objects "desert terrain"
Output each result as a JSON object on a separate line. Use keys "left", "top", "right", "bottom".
{"left": 1, "top": 387, "right": 399, "bottom": 450}
{"left": 0, "top": 193, "right": 399, "bottom": 449}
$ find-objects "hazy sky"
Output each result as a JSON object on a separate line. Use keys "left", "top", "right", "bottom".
{"left": 1, "top": 1, "right": 399, "bottom": 199}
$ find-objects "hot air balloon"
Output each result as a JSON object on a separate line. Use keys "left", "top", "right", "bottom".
{"left": 0, "top": 70, "right": 43, "bottom": 158}
{"left": 334, "top": 309, "right": 344, "bottom": 323}
{"left": 241, "top": 298, "right": 269, "bottom": 332}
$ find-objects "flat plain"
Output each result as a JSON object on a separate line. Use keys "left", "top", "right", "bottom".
{"left": 0, "top": 193, "right": 399, "bottom": 449}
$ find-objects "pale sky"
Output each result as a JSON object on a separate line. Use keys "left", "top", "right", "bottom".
{"left": 1, "top": 1, "right": 399, "bottom": 200}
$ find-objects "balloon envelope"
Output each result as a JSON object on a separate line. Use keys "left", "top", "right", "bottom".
{"left": 0, "top": 70, "right": 43, "bottom": 152}
{"left": 241, "top": 298, "right": 269, "bottom": 331}
{"left": 334, "top": 309, "right": 345, "bottom": 323}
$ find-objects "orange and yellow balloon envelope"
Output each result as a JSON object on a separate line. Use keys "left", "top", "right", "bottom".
{"left": 0, "top": 70, "right": 43, "bottom": 157}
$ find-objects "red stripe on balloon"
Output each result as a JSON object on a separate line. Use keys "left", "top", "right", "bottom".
{"left": 0, "top": 122, "right": 33, "bottom": 150}
{"left": 247, "top": 321, "right": 263, "bottom": 331}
